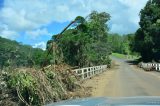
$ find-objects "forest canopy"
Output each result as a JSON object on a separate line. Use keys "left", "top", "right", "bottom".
{"left": 47, "top": 11, "right": 112, "bottom": 67}
{"left": 0, "top": 36, "right": 46, "bottom": 69}
{"left": 133, "top": 0, "right": 160, "bottom": 62}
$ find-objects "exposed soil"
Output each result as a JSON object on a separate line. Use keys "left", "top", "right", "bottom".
{"left": 81, "top": 61, "right": 117, "bottom": 97}
{"left": 82, "top": 57, "right": 160, "bottom": 97}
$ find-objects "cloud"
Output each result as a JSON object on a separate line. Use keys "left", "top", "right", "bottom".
{"left": 33, "top": 42, "right": 46, "bottom": 50}
{"left": 0, "top": 24, "right": 19, "bottom": 39}
{"left": 0, "top": 0, "right": 148, "bottom": 40}
{"left": 108, "top": 0, "right": 148, "bottom": 34}
{"left": 25, "top": 28, "right": 51, "bottom": 39}
{"left": 118, "top": 0, "right": 148, "bottom": 25}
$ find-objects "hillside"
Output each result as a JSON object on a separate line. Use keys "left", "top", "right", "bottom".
{"left": 0, "top": 36, "right": 46, "bottom": 69}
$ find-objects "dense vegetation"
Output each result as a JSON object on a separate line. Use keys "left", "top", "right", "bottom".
{"left": 108, "top": 33, "right": 135, "bottom": 55}
{"left": 47, "top": 11, "right": 112, "bottom": 67}
{"left": 0, "top": 35, "right": 87, "bottom": 106}
{"left": 1, "top": 11, "right": 113, "bottom": 106}
{"left": 0, "top": 64, "right": 87, "bottom": 106}
{"left": 108, "top": 0, "right": 160, "bottom": 62}
{"left": 133, "top": 0, "right": 160, "bottom": 62}
{"left": 0, "top": 36, "right": 47, "bottom": 69}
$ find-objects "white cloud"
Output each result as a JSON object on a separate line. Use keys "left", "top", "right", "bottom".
{"left": 0, "top": 30, "right": 18, "bottom": 39}
{"left": 0, "top": 24, "right": 19, "bottom": 39}
{"left": 33, "top": 42, "right": 46, "bottom": 50}
{"left": 108, "top": 0, "right": 148, "bottom": 34}
{"left": 110, "top": 24, "right": 127, "bottom": 34}
{"left": 0, "top": 0, "right": 148, "bottom": 39}
{"left": 118, "top": 0, "right": 148, "bottom": 25}
{"left": 0, "top": 7, "right": 37, "bottom": 31}
{"left": 25, "top": 28, "right": 51, "bottom": 39}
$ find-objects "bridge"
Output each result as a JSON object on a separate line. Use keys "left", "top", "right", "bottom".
{"left": 73, "top": 65, "right": 108, "bottom": 80}
{"left": 74, "top": 57, "right": 160, "bottom": 97}
{"left": 72, "top": 62, "right": 160, "bottom": 82}
{"left": 139, "top": 63, "right": 160, "bottom": 71}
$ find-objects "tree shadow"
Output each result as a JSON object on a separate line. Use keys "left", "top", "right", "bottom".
{"left": 125, "top": 59, "right": 139, "bottom": 65}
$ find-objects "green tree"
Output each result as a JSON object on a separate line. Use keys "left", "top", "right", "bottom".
{"left": 133, "top": 0, "right": 160, "bottom": 62}
{"left": 0, "top": 36, "right": 46, "bottom": 69}
{"left": 47, "top": 11, "right": 111, "bottom": 67}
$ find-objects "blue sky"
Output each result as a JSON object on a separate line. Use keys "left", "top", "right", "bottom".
{"left": 0, "top": 0, "right": 148, "bottom": 50}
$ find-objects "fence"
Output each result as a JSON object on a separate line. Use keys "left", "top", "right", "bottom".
{"left": 141, "top": 63, "right": 160, "bottom": 71}
{"left": 73, "top": 65, "right": 107, "bottom": 80}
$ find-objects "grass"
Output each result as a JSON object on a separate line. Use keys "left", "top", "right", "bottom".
{"left": 111, "top": 53, "right": 140, "bottom": 60}
{"left": 111, "top": 53, "right": 126, "bottom": 59}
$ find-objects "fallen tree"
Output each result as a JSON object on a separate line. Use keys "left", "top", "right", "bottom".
{"left": 0, "top": 64, "right": 89, "bottom": 106}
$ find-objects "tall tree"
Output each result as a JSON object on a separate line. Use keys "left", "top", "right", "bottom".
{"left": 133, "top": 0, "right": 160, "bottom": 62}
{"left": 47, "top": 11, "right": 111, "bottom": 67}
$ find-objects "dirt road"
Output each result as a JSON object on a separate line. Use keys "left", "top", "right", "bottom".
{"left": 82, "top": 57, "right": 160, "bottom": 97}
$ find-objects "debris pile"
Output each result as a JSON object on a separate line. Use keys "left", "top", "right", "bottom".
{"left": 0, "top": 64, "right": 89, "bottom": 106}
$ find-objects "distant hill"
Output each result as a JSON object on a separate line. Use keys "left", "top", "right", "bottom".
{"left": 0, "top": 36, "right": 46, "bottom": 69}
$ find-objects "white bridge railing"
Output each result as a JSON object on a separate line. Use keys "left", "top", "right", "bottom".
{"left": 140, "top": 63, "right": 160, "bottom": 71}
{"left": 73, "top": 65, "right": 107, "bottom": 80}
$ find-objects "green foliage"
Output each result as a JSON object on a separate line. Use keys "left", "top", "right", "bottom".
{"left": 75, "top": 16, "right": 85, "bottom": 24}
{"left": 111, "top": 53, "right": 139, "bottom": 60}
{"left": 108, "top": 33, "right": 135, "bottom": 55}
{"left": 8, "top": 72, "right": 41, "bottom": 105}
{"left": 0, "top": 36, "right": 46, "bottom": 69}
{"left": 133, "top": 0, "right": 160, "bottom": 62}
{"left": 4, "top": 65, "right": 81, "bottom": 105}
{"left": 48, "top": 11, "right": 112, "bottom": 67}
{"left": 112, "top": 53, "right": 126, "bottom": 59}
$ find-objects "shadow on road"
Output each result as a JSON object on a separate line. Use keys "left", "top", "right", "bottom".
{"left": 113, "top": 64, "right": 120, "bottom": 69}
{"left": 125, "top": 59, "right": 139, "bottom": 65}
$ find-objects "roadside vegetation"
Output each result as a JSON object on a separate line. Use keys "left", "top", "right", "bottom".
{"left": 0, "top": 11, "right": 112, "bottom": 106}
{"left": 0, "top": 64, "right": 88, "bottom": 106}
{"left": 0, "top": 0, "right": 160, "bottom": 105}
{"left": 108, "top": 33, "right": 139, "bottom": 60}
{"left": 109, "top": 0, "right": 160, "bottom": 63}
{"left": 132, "top": 0, "right": 160, "bottom": 62}
{"left": 111, "top": 53, "right": 127, "bottom": 59}
{"left": 0, "top": 36, "right": 49, "bottom": 70}
{"left": 111, "top": 53, "right": 139, "bottom": 60}
{"left": 108, "top": 33, "right": 134, "bottom": 55}
{"left": 47, "top": 11, "right": 112, "bottom": 68}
